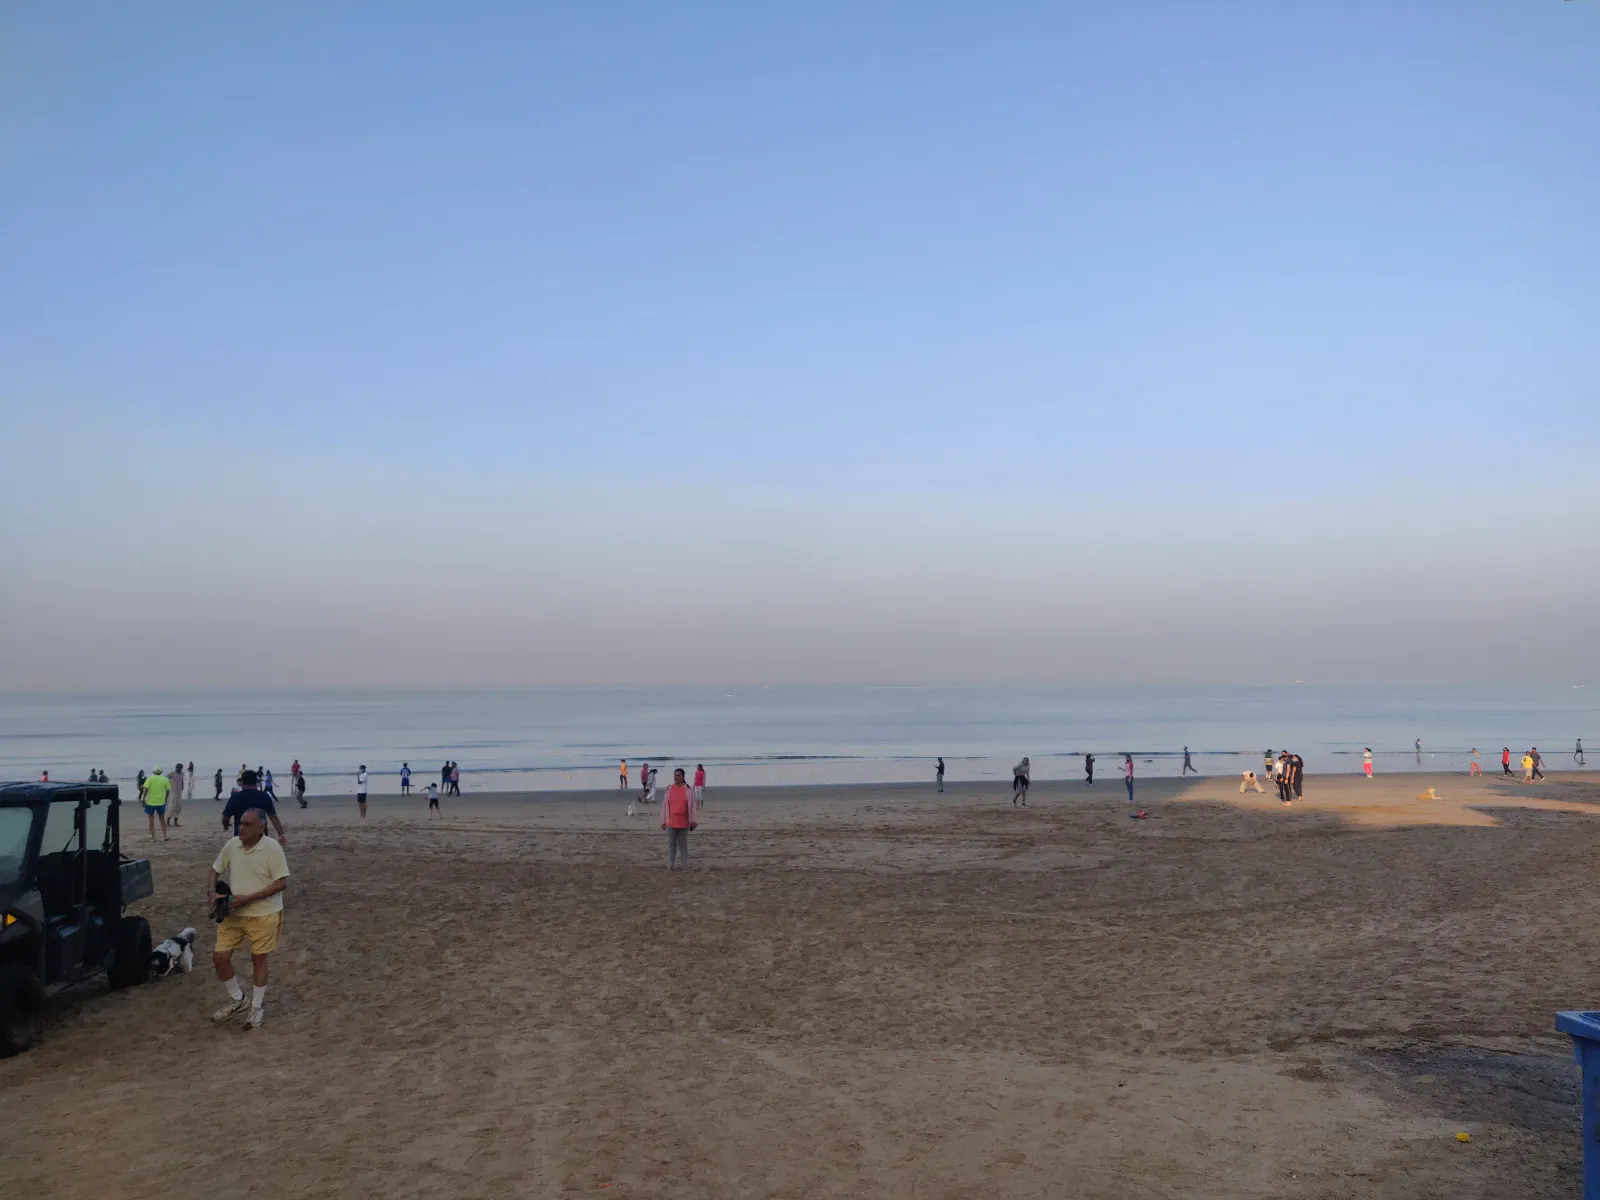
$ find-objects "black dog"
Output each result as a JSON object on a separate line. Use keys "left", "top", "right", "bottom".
{"left": 211, "top": 878, "right": 232, "bottom": 923}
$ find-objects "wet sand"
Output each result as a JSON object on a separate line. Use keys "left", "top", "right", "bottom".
{"left": 4, "top": 771, "right": 1599, "bottom": 1198}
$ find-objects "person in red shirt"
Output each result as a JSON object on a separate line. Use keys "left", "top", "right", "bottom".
{"left": 660, "top": 767, "right": 698, "bottom": 870}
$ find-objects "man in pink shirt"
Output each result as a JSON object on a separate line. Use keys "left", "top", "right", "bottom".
{"left": 661, "top": 767, "right": 698, "bottom": 870}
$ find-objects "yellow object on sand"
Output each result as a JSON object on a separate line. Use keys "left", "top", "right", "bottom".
{"left": 1416, "top": 787, "right": 1438, "bottom": 801}
{"left": 1455, "top": 1131, "right": 1470, "bottom": 1143}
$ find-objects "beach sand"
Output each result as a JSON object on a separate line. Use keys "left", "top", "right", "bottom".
{"left": 4, "top": 770, "right": 1599, "bottom": 1198}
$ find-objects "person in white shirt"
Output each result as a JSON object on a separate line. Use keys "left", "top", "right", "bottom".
{"left": 357, "top": 765, "right": 369, "bottom": 818}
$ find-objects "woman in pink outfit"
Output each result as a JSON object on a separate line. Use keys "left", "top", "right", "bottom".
{"left": 661, "top": 768, "right": 698, "bottom": 869}
{"left": 693, "top": 763, "right": 706, "bottom": 807}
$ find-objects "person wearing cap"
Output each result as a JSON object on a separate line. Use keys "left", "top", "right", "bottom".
{"left": 142, "top": 766, "right": 171, "bottom": 841}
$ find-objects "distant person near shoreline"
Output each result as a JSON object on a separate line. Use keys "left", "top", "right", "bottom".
{"left": 1577, "top": 739, "right": 1585, "bottom": 765}
{"left": 1182, "top": 746, "right": 1196, "bottom": 776}
{"left": 213, "top": 768, "right": 223, "bottom": 801}
{"left": 1521, "top": 751, "right": 1534, "bottom": 782}
{"left": 427, "top": 781, "right": 440, "bottom": 815}
{"left": 1502, "top": 747, "right": 1513, "bottom": 777}
{"left": 1290, "top": 753, "right": 1304, "bottom": 802}
{"left": 1469, "top": 748, "right": 1481, "bottom": 776}
{"left": 1530, "top": 748, "right": 1544, "bottom": 781}
{"left": 357, "top": 765, "right": 369, "bottom": 818}
{"left": 1123, "top": 755, "right": 1134, "bottom": 804}
{"left": 400, "top": 763, "right": 411, "bottom": 795}
{"left": 1362, "top": 748, "right": 1373, "bottom": 778}
{"left": 935, "top": 757, "right": 944, "bottom": 792}
{"left": 694, "top": 763, "right": 706, "bottom": 806}
{"left": 1084, "top": 753, "right": 1095, "bottom": 785}
{"left": 1012, "top": 758, "right": 1030, "bottom": 806}
{"left": 619, "top": 759, "right": 628, "bottom": 790}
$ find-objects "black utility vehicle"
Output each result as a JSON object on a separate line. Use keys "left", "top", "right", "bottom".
{"left": 0, "top": 781, "right": 154, "bottom": 1055}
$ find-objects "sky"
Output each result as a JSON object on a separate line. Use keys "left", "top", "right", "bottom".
{"left": 2, "top": 2, "right": 1596, "bottom": 688}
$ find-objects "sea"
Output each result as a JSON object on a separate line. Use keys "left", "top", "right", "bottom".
{"left": 1, "top": 685, "right": 1593, "bottom": 796}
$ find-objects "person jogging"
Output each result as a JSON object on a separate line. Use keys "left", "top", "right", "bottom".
{"left": 1181, "top": 746, "right": 1196, "bottom": 776}
{"left": 1012, "top": 757, "right": 1030, "bottom": 806}
{"left": 935, "top": 757, "right": 945, "bottom": 792}
{"left": 661, "top": 767, "right": 697, "bottom": 870}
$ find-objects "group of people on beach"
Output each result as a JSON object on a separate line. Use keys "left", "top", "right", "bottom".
{"left": 1008, "top": 753, "right": 1141, "bottom": 805}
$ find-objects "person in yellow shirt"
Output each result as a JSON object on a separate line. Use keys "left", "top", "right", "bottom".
{"left": 1521, "top": 753, "right": 1535, "bottom": 783}
{"left": 208, "top": 809, "right": 290, "bottom": 1030}
{"left": 141, "top": 766, "right": 171, "bottom": 841}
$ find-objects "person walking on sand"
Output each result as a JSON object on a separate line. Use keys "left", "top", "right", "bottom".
{"left": 639, "top": 761, "right": 650, "bottom": 802}
{"left": 1502, "top": 747, "right": 1513, "bottom": 777}
{"left": 1182, "top": 746, "right": 1196, "bottom": 776}
{"left": 645, "top": 766, "right": 659, "bottom": 808}
{"left": 662, "top": 767, "right": 698, "bottom": 870}
{"left": 357, "top": 765, "right": 369, "bottom": 817}
{"left": 1469, "top": 748, "right": 1481, "bottom": 777}
{"left": 1521, "top": 751, "right": 1535, "bottom": 782}
{"left": 449, "top": 762, "right": 460, "bottom": 796}
{"left": 1084, "top": 753, "right": 1095, "bottom": 784}
{"left": 1274, "top": 753, "right": 1290, "bottom": 803}
{"left": 694, "top": 763, "right": 706, "bottom": 807}
{"left": 1363, "top": 747, "right": 1373, "bottom": 778}
{"left": 936, "top": 757, "right": 945, "bottom": 792}
{"left": 213, "top": 768, "right": 223, "bottom": 801}
{"left": 186, "top": 761, "right": 195, "bottom": 807}
{"left": 221, "top": 770, "right": 288, "bottom": 842}
{"left": 293, "top": 769, "right": 307, "bottom": 808}
{"left": 1530, "top": 747, "right": 1544, "bottom": 781}
{"left": 1240, "top": 769, "right": 1264, "bottom": 793}
{"left": 1290, "top": 752, "right": 1305, "bottom": 802}
{"left": 400, "top": 762, "right": 411, "bottom": 796}
{"left": 619, "top": 759, "right": 628, "bottom": 790}
{"left": 1012, "top": 757, "right": 1030, "bottom": 806}
{"left": 142, "top": 766, "right": 171, "bottom": 840}
{"left": 426, "top": 780, "right": 440, "bottom": 816}
{"left": 169, "top": 762, "right": 186, "bottom": 828}
{"left": 208, "top": 808, "right": 289, "bottom": 1030}
{"left": 1577, "top": 739, "right": 1585, "bottom": 765}
{"left": 1123, "top": 755, "right": 1135, "bottom": 804}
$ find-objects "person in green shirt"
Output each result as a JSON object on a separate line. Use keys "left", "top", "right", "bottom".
{"left": 141, "top": 766, "right": 171, "bottom": 841}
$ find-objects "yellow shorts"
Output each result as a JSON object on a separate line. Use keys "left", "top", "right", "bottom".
{"left": 214, "top": 912, "right": 284, "bottom": 955}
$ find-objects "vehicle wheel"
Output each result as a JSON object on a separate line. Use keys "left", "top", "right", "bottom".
{"left": 0, "top": 963, "right": 44, "bottom": 1057}
{"left": 108, "top": 916, "right": 152, "bottom": 988}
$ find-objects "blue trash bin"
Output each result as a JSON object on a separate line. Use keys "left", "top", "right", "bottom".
{"left": 1556, "top": 1010, "right": 1600, "bottom": 1199}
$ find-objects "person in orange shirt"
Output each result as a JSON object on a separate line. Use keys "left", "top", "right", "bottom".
{"left": 660, "top": 767, "right": 698, "bottom": 870}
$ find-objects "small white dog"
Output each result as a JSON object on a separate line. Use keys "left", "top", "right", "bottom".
{"left": 150, "top": 927, "right": 197, "bottom": 977}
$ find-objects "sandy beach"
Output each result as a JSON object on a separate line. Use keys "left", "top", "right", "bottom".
{"left": 3, "top": 770, "right": 1598, "bottom": 1198}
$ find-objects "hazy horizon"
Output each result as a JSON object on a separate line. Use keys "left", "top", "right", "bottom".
{"left": 3, "top": 3, "right": 1596, "bottom": 690}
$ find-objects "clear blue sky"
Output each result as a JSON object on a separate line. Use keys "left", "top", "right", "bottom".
{"left": 3, "top": 3, "right": 1596, "bottom": 687}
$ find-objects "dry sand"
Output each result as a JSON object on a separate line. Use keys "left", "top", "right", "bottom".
{"left": 4, "top": 770, "right": 1599, "bottom": 1198}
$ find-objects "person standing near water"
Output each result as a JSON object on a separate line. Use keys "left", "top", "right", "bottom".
{"left": 694, "top": 763, "right": 706, "bottom": 806}
{"left": 1123, "top": 755, "right": 1135, "bottom": 804}
{"left": 186, "top": 762, "right": 195, "bottom": 808}
{"left": 1012, "top": 758, "right": 1030, "bottom": 806}
{"left": 170, "top": 762, "right": 186, "bottom": 828}
{"left": 1290, "top": 752, "right": 1305, "bottom": 802}
{"left": 1470, "top": 748, "right": 1481, "bottom": 776}
{"left": 1502, "top": 747, "right": 1513, "bottom": 777}
{"left": 142, "top": 767, "right": 170, "bottom": 840}
{"left": 1084, "top": 753, "right": 1094, "bottom": 784}
{"left": 356, "top": 765, "right": 369, "bottom": 818}
{"left": 619, "top": 759, "right": 628, "bottom": 790}
{"left": 936, "top": 757, "right": 945, "bottom": 792}
{"left": 661, "top": 767, "right": 697, "bottom": 870}
{"left": 213, "top": 768, "right": 223, "bottom": 801}
{"left": 1576, "top": 739, "right": 1585, "bottom": 765}
{"left": 1181, "top": 746, "right": 1196, "bottom": 776}
{"left": 1362, "top": 748, "right": 1373, "bottom": 778}
{"left": 400, "top": 763, "right": 411, "bottom": 796}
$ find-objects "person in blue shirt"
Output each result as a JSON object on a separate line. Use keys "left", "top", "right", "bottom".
{"left": 221, "top": 769, "right": 288, "bottom": 843}
{"left": 400, "top": 763, "right": 412, "bottom": 795}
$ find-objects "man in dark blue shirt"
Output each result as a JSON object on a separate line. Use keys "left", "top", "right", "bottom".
{"left": 221, "top": 769, "right": 287, "bottom": 844}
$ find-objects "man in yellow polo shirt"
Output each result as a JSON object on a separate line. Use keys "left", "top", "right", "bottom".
{"left": 141, "top": 766, "right": 171, "bottom": 841}
{"left": 207, "top": 809, "right": 289, "bottom": 1030}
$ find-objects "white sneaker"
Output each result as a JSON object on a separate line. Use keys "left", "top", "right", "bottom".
{"left": 245, "top": 1006, "right": 265, "bottom": 1030}
{"left": 212, "top": 996, "right": 250, "bottom": 1023}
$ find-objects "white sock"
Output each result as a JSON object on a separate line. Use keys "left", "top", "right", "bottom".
{"left": 225, "top": 978, "right": 243, "bottom": 1002}
{"left": 252, "top": 985, "right": 267, "bottom": 1011}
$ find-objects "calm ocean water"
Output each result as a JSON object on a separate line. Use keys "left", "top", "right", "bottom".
{"left": 0, "top": 685, "right": 1593, "bottom": 796}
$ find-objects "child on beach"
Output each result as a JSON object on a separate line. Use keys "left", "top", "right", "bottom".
{"left": 426, "top": 781, "right": 439, "bottom": 815}
{"left": 620, "top": 759, "right": 628, "bottom": 790}
{"left": 661, "top": 767, "right": 697, "bottom": 869}
{"left": 1362, "top": 748, "right": 1373, "bottom": 778}
{"left": 693, "top": 763, "right": 706, "bottom": 807}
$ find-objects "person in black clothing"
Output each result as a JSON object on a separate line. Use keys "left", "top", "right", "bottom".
{"left": 221, "top": 769, "right": 288, "bottom": 843}
{"left": 294, "top": 771, "right": 308, "bottom": 809}
{"left": 1576, "top": 739, "right": 1584, "bottom": 765}
{"left": 1290, "top": 752, "right": 1304, "bottom": 801}
{"left": 1531, "top": 748, "right": 1544, "bottom": 781}
{"left": 1182, "top": 746, "right": 1196, "bottom": 776}
{"left": 1084, "top": 753, "right": 1095, "bottom": 784}
{"left": 213, "top": 768, "right": 223, "bottom": 800}
{"left": 935, "top": 757, "right": 945, "bottom": 792}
